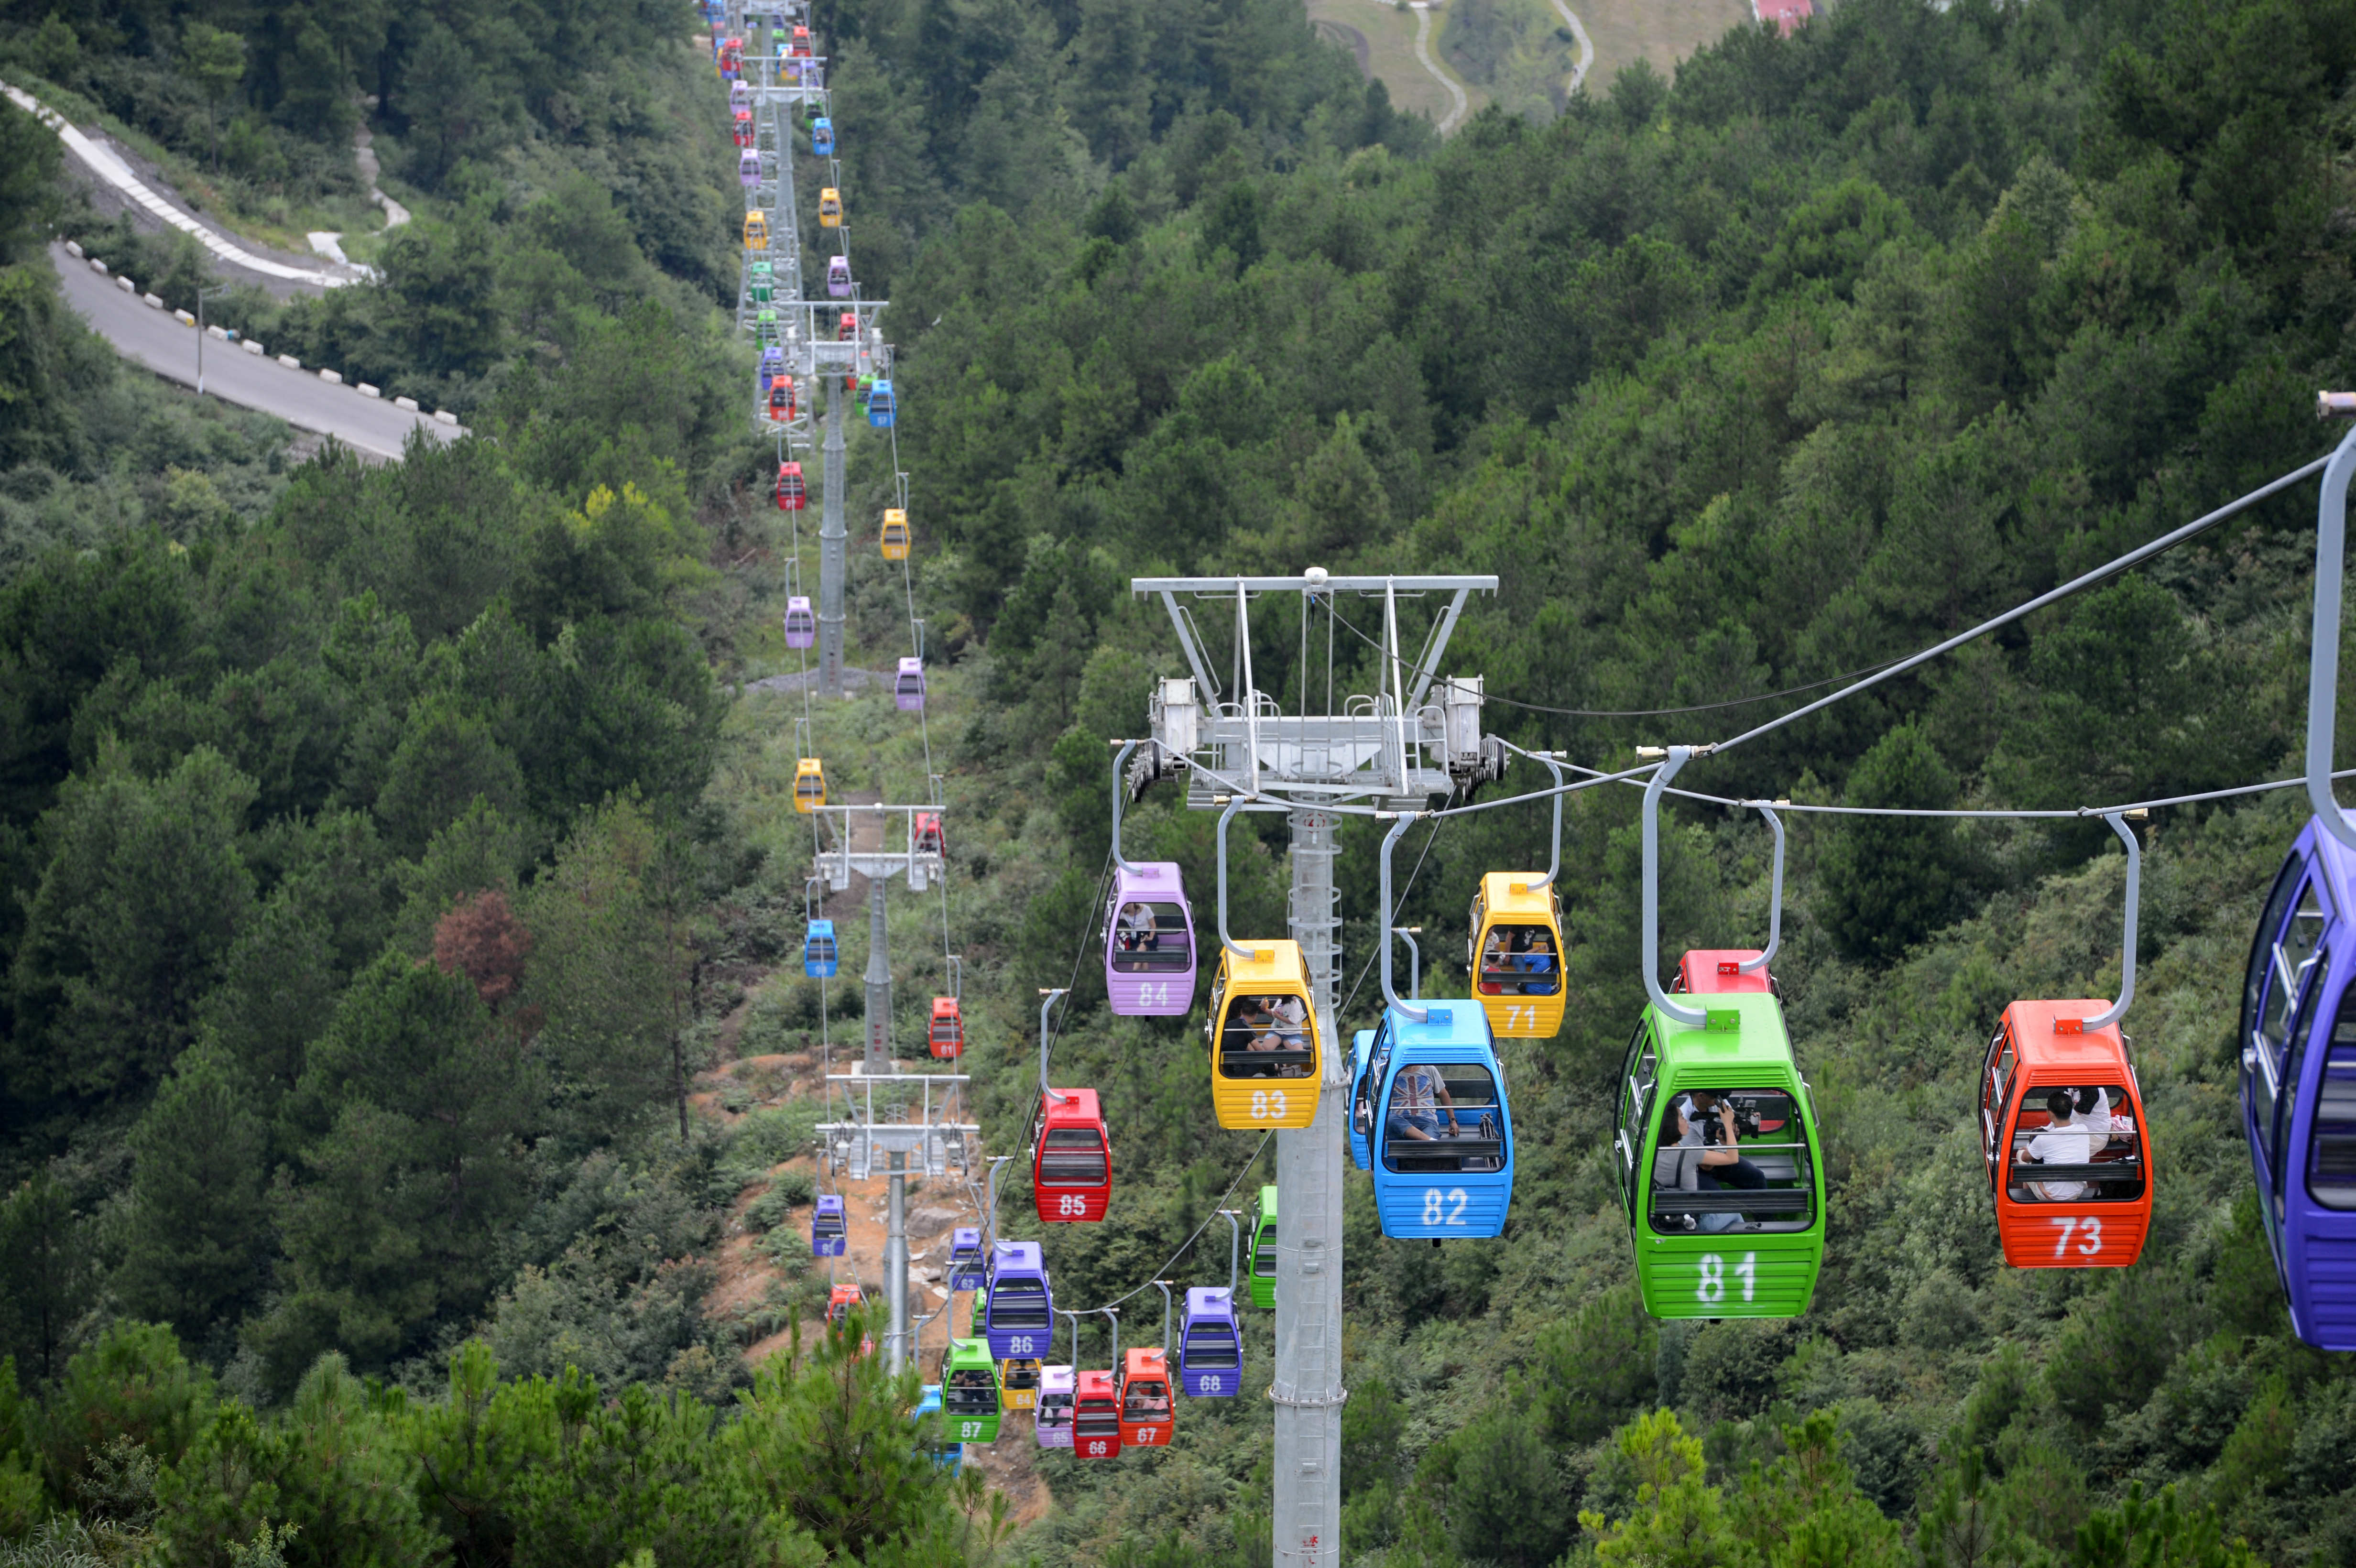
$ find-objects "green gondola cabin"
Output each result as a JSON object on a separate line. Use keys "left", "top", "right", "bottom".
{"left": 1612, "top": 988, "right": 1826, "bottom": 1319}
{"left": 941, "top": 1339, "right": 1002, "bottom": 1443}
{"left": 1247, "top": 1185, "right": 1277, "bottom": 1309}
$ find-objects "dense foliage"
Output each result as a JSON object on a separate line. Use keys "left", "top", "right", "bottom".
{"left": 3, "top": 0, "right": 2356, "bottom": 1561}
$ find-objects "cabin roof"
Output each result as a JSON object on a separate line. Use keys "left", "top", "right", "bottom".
{"left": 2004, "top": 999, "right": 2130, "bottom": 1073}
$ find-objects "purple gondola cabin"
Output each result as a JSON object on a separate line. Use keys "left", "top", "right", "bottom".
{"left": 1178, "top": 1286, "right": 1240, "bottom": 1397}
{"left": 1105, "top": 861, "right": 1194, "bottom": 1016}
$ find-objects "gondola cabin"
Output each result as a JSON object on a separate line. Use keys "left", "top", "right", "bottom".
{"left": 1469, "top": 872, "right": 1564, "bottom": 1038}
{"left": 1247, "top": 1186, "right": 1276, "bottom": 1309}
{"left": 1073, "top": 1371, "right": 1122, "bottom": 1460}
{"left": 792, "top": 757, "right": 826, "bottom": 812}
{"left": 983, "top": 1241, "right": 1052, "bottom": 1360}
{"left": 1679, "top": 950, "right": 1774, "bottom": 995}
{"left": 1119, "top": 1348, "right": 1173, "bottom": 1447}
{"left": 1034, "top": 1089, "right": 1111, "bottom": 1223}
{"left": 760, "top": 345, "right": 784, "bottom": 387}
{"left": 913, "top": 812, "right": 945, "bottom": 857}
{"left": 1612, "top": 988, "right": 1826, "bottom": 1319}
{"left": 1178, "top": 1288, "right": 1240, "bottom": 1397}
{"left": 1356, "top": 1002, "right": 1514, "bottom": 1240}
{"left": 868, "top": 381, "right": 897, "bottom": 428}
{"left": 748, "top": 261, "right": 774, "bottom": 303}
{"left": 810, "top": 1192, "right": 846, "bottom": 1255}
{"left": 730, "top": 79, "right": 751, "bottom": 107}
{"left": 911, "top": 1387, "right": 960, "bottom": 1474}
{"left": 881, "top": 509, "right": 911, "bottom": 559}
{"left": 2241, "top": 819, "right": 2356, "bottom": 1349}
{"left": 774, "top": 460, "right": 805, "bottom": 511}
{"left": 941, "top": 1339, "right": 1001, "bottom": 1443}
{"left": 802, "top": 919, "right": 838, "bottom": 979}
{"left": 812, "top": 117, "right": 835, "bottom": 154}
{"left": 1035, "top": 1367, "right": 1075, "bottom": 1448}
{"left": 742, "top": 211, "right": 767, "bottom": 250}
{"left": 783, "top": 596, "right": 817, "bottom": 649}
{"left": 948, "top": 1227, "right": 986, "bottom": 1291}
{"left": 1105, "top": 862, "right": 1195, "bottom": 1016}
{"left": 1205, "top": 942, "right": 1321, "bottom": 1129}
{"left": 1348, "top": 1029, "right": 1374, "bottom": 1171}
{"left": 928, "top": 996, "right": 963, "bottom": 1059}
{"left": 895, "top": 657, "right": 925, "bottom": 712}
{"left": 818, "top": 187, "right": 843, "bottom": 227}
{"left": 738, "top": 148, "right": 760, "bottom": 184}
{"left": 826, "top": 256, "right": 851, "bottom": 298}
{"left": 1981, "top": 1000, "right": 2150, "bottom": 1269}
{"left": 790, "top": 24, "right": 811, "bottom": 53}
{"left": 838, "top": 310, "right": 859, "bottom": 340}
{"left": 733, "top": 109, "right": 753, "bottom": 147}
{"left": 999, "top": 1358, "right": 1041, "bottom": 1412}
{"left": 767, "top": 379, "right": 794, "bottom": 422}
{"left": 825, "top": 1283, "right": 862, "bottom": 1330}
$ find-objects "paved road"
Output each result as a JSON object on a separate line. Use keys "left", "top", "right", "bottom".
{"left": 1548, "top": 0, "right": 1596, "bottom": 93}
{"left": 1411, "top": 6, "right": 1471, "bottom": 134}
{"left": 49, "top": 245, "right": 463, "bottom": 460}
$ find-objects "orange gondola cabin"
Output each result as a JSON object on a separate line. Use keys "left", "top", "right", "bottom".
{"left": 1980, "top": 1000, "right": 2151, "bottom": 1269}
{"left": 929, "top": 997, "right": 964, "bottom": 1059}
{"left": 1118, "top": 1348, "right": 1173, "bottom": 1448}
{"left": 1035, "top": 1088, "right": 1111, "bottom": 1223}
{"left": 775, "top": 461, "right": 806, "bottom": 511}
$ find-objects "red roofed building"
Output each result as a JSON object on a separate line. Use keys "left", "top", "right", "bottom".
{"left": 1756, "top": 0, "right": 1811, "bottom": 34}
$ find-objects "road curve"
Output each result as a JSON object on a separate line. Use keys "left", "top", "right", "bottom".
{"left": 1411, "top": 5, "right": 1472, "bottom": 135}
{"left": 48, "top": 245, "right": 463, "bottom": 461}
{"left": 1549, "top": 0, "right": 1596, "bottom": 94}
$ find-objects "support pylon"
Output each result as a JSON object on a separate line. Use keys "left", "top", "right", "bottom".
{"left": 819, "top": 382, "right": 847, "bottom": 696}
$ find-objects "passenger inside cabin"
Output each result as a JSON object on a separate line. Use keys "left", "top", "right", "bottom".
{"left": 1386, "top": 1062, "right": 1459, "bottom": 1143}
{"left": 1520, "top": 933, "right": 1558, "bottom": 994}
{"left": 2014, "top": 1087, "right": 2136, "bottom": 1201}
{"left": 1653, "top": 1089, "right": 1766, "bottom": 1233}
{"left": 1118, "top": 903, "right": 1156, "bottom": 950}
{"left": 1123, "top": 1381, "right": 1170, "bottom": 1419}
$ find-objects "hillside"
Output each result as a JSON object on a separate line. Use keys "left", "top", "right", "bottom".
{"left": 0, "top": 0, "right": 2353, "bottom": 1563}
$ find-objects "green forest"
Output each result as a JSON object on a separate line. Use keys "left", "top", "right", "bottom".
{"left": 1, "top": 0, "right": 2355, "bottom": 1560}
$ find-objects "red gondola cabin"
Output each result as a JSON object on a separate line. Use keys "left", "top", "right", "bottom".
{"left": 1980, "top": 999, "right": 2151, "bottom": 1269}
{"left": 914, "top": 812, "right": 945, "bottom": 857}
{"left": 1035, "top": 1088, "right": 1111, "bottom": 1223}
{"left": 1118, "top": 1348, "right": 1173, "bottom": 1448}
{"left": 1073, "top": 1370, "right": 1122, "bottom": 1459}
{"left": 929, "top": 997, "right": 964, "bottom": 1060}
{"left": 776, "top": 461, "right": 806, "bottom": 511}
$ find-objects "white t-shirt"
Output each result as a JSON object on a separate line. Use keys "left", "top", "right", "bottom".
{"left": 2024, "top": 1117, "right": 2093, "bottom": 1201}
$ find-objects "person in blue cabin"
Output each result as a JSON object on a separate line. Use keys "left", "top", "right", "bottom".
{"left": 1386, "top": 1060, "right": 1459, "bottom": 1143}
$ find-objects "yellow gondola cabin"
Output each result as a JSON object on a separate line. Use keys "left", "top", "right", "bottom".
{"left": 1469, "top": 872, "right": 1564, "bottom": 1038}
{"left": 1205, "top": 941, "right": 1321, "bottom": 1129}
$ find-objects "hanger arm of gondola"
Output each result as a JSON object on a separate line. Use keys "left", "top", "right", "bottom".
{"left": 1639, "top": 750, "right": 1709, "bottom": 1030}
{"left": 1111, "top": 739, "right": 1140, "bottom": 874}
{"left": 2309, "top": 408, "right": 2356, "bottom": 850}
{"left": 1377, "top": 814, "right": 1429, "bottom": 1023}
{"left": 1738, "top": 804, "right": 1787, "bottom": 975}
{"left": 2079, "top": 811, "right": 2144, "bottom": 1032}
{"left": 1039, "top": 988, "right": 1069, "bottom": 1106}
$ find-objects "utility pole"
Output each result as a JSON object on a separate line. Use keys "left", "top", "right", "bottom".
{"left": 1273, "top": 806, "right": 1343, "bottom": 1561}
{"left": 1128, "top": 572, "right": 1496, "bottom": 1567}
{"left": 862, "top": 867, "right": 892, "bottom": 1072}
{"left": 886, "top": 1147, "right": 909, "bottom": 1373}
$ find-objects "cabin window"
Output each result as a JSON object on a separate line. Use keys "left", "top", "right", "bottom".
{"left": 1075, "top": 1406, "right": 1120, "bottom": 1438}
{"left": 1614, "top": 1020, "right": 1659, "bottom": 1208}
{"left": 1122, "top": 1379, "right": 1171, "bottom": 1420}
{"left": 1646, "top": 1086, "right": 1811, "bottom": 1234}
{"left": 1000, "top": 1360, "right": 1041, "bottom": 1390}
{"left": 1254, "top": 1228, "right": 1276, "bottom": 1276}
{"left": 1185, "top": 1324, "right": 1240, "bottom": 1369}
{"left": 1039, "top": 1127, "right": 1107, "bottom": 1186}
{"left": 2251, "top": 878, "right": 2329, "bottom": 1164}
{"left": 1111, "top": 901, "right": 1191, "bottom": 972}
{"left": 943, "top": 1370, "right": 996, "bottom": 1414}
{"left": 1476, "top": 923, "right": 1560, "bottom": 996}
{"left": 2004, "top": 1083, "right": 2143, "bottom": 1203}
{"left": 1381, "top": 1064, "right": 1505, "bottom": 1174}
{"left": 2312, "top": 997, "right": 2356, "bottom": 1210}
{"left": 1218, "top": 991, "right": 1314, "bottom": 1080}
{"left": 1982, "top": 1028, "right": 2018, "bottom": 1166}
{"left": 989, "top": 1279, "right": 1048, "bottom": 1329}
{"left": 2244, "top": 854, "right": 2306, "bottom": 1051}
